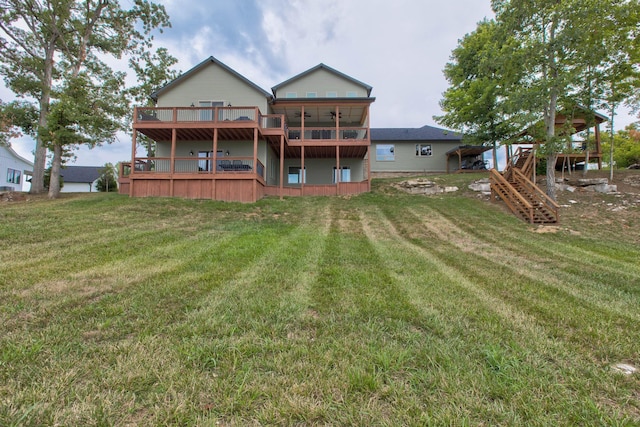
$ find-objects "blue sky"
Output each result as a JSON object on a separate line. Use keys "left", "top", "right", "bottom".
{"left": 2, "top": 0, "right": 636, "bottom": 168}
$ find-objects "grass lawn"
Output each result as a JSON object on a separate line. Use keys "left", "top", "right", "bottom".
{"left": 1, "top": 173, "right": 639, "bottom": 426}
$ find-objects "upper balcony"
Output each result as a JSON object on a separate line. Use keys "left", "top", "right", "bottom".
{"left": 133, "top": 104, "right": 371, "bottom": 146}
{"left": 133, "top": 106, "right": 286, "bottom": 141}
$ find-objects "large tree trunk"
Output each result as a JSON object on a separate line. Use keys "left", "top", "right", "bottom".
{"left": 30, "top": 49, "right": 55, "bottom": 194}
{"left": 546, "top": 153, "right": 558, "bottom": 201}
{"left": 48, "top": 144, "right": 62, "bottom": 199}
{"left": 30, "top": 100, "right": 48, "bottom": 194}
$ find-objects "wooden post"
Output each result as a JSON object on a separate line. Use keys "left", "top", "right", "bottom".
{"left": 366, "top": 145, "right": 371, "bottom": 191}
{"left": 130, "top": 129, "right": 137, "bottom": 196}
{"left": 279, "top": 134, "right": 284, "bottom": 200}
{"left": 212, "top": 128, "right": 218, "bottom": 200}
{"left": 336, "top": 105, "right": 340, "bottom": 140}
{"left": 301, "top": 106, "right": 305, "bottom": 141}
{"left": 595, "top": 123, "right": 602, "bottom": 170}
{"left": 170, "top": 128, "right": 176, "bottom": 196}
{"left": 336, "top": 146, "right": 340, "bottom": 195}
{"left": 253, "top": 128, "right": 258, "bottom": 202}
{"left": 301, "top": 145, "right": 305, "bottom": 196}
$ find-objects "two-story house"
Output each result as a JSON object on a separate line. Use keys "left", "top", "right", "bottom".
{"left": 120, "top": 57, "right": 375, "bottom": 202}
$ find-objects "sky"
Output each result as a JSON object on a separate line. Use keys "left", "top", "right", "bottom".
{"left": 2, "top": 0, "right": 638, "bottom": 169}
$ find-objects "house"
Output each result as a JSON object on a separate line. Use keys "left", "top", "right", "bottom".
{"left": 0, "top": 144, "right": 33, "bottom": 192}
{"left": 370, "top": 125, "right": 487, "bottom": 175}
{"left": 59, "top": 166, "right": 103, "bottom": 192}
{"left": 119, "top": 57, "right": 375, "bottom": 202}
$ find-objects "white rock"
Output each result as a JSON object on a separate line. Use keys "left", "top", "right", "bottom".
{"left": 612, "top": 363, "right": 637, "bottom": 375}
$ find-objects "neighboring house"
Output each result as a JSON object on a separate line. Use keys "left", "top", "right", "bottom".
{"left": 120, "top": 56, "right": 375, "bottom": 202}
{"left": 370, "top": 125, "right": 488, "bottom": 175}
{"left": 0, "top": 144, "right": 33, "bottom": 192}
{"left": 60, "top": 166, "right": 103, "bottom": 192}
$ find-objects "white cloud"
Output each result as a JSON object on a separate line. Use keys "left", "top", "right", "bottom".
{"left": 2, "top": 0, "right": 638, "bottom": 168}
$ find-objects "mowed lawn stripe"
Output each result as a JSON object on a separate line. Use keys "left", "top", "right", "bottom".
{"left": 390, "top": 203, "right": 640, "bottom": 360}
{"left": 404, "top": 204, "right": 640, "bottom": 321}
{"left": 361, "top": 204, "right": 638, "bottom": 425}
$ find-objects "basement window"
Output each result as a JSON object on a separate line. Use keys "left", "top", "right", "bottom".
{"left": 288, "top": 166, "right": 306, "bottom": 184}
{"left": 333, "top": 166, "right": 351, "bottom": 183}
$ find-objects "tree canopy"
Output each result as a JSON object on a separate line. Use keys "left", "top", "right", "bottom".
{"left": 438, "top": 0, "right": 640, "bottom": 199}
{"left": 0, "top": 0, "right": 174, "bottom": 197}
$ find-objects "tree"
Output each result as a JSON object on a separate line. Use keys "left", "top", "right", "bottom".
{"left": 478, "top": 0, "right": 640, "bottom": 200}
{"left": 96, "top": 162, "right": 117, "bottom": 192}
{"left": 127, "top": 47, "right": 180, "bottom": 160}
{"left": 0, "top": 0, "right": 171, "bottom": 196}
{"left": 435, "top": 20, "right": 521, "bottom": 168}
{"left": 600, "top": 124, "right": 640, "bottom": 168}
{"left": 0, "top": 98, "right": 37, "bottom": 146}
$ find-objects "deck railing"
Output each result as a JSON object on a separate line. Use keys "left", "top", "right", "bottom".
{"left": 287, "top": 127, "right": 368, "bottom": 141}
{"left": 134, "top": 107, "right": 285, "bottom": 131}
{"left": 128, "top": 156, "right": 264, "bottom": 178}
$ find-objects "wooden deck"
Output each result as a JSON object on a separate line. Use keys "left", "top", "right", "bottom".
{"left": 120, "top": 106, "right": 373, "bottom": 202}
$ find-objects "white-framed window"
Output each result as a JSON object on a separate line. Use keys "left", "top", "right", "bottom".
{"left": 416, "top": 144, "right": 432, "bottom": 157}
{"left": 333, "top": 166, "right": 351, "bottom": 183}
{"left": 7, "top": 168, "right": 21, "bottom": 184}
{"left": 286, "top": 92, "right": 297, "bottom": 98}
{"left": 376, "top": 144, "right": 395, "bottom": 161}
{"left": 346, "top": 91, "right": 357, "bottom": 97}
{"left": 326, "top": 91, "right": 338, "bottom": 98}
{"left": 306, "top": 92, "right": 317, "bottom": 98}
{"left": 288, "top": 166, "right": 306, "bottom": 184}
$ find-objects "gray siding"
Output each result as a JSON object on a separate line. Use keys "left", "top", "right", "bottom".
{"left": 276, "top": 68, "right": 364, "bottom": 98}
{"left": 157, "top": 63, "right": 269, "bottom": 112}
{"left": 370, "top": 140, "right": 461, "bottom": 173}
{"left": 282, "top": 158, "right": 366, "bottom": 185}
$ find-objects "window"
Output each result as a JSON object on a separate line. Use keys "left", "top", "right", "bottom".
{"left": 7, "top": 168, "right": 21, "bottom": 184}
{"left": 198, "top": 151, "right": 212, "bottom": 171}
{"left": 306, "top": 92, "right": 317, "bottom": 98}
{"left": 288, "top": 166, "right": 306, "bottom": 184}
{"left": 326, "top": 91, "right": 338, "bottom": 98}
{"left": 286, "top": 92, "right": 297, "bottom": 98}
{"left": 199, "top": 100, "right": 224, "bottom": 121}
{"left": 333, "top": 166, "right": 351, "bottom": 183}
{"left": 376, "top": 144, "right": 395, "bottom": 161}
{"left": 416, "top": 144, "right": 432, "bottom": 157}
{"left": 346, "top": 91, "right": 357, "bottom": 97}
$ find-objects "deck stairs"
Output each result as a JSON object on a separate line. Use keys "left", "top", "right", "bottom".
{"left": 489, "top": 147, "right": 559, "bottom": 224}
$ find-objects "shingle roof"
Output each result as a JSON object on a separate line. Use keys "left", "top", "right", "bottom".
{"left": 272, "top": 63, "right": 373, "bottom": 97}
{"left": 150, "top": 56, "right": 272, "bottom": 101}
{"left": 60, "top": 166, "right": 102, "bottom": 183}
{"left": 371, "top": 125, "right": 463, "bottom": 141}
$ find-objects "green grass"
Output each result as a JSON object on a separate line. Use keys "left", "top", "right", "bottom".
{"left": 1, "top": 177, "right": 639, "bottom": 426}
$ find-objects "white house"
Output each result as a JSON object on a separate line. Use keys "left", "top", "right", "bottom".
{"left": 0, "top": 144, "right": 33, "bottom": 192}
{"left": 60, "top": 166, "right": 103, "bottom": 192}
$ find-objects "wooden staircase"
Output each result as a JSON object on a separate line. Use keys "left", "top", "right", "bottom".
{"left": 489, "top": 147, "right": 559, "bottom": 224}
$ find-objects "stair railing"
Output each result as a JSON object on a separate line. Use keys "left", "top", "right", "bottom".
{"left": 512, "top": 168, "right": 559, "bottom": 223}
{"left": 490, "top": 168, "right": 534, "bottom": 223}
